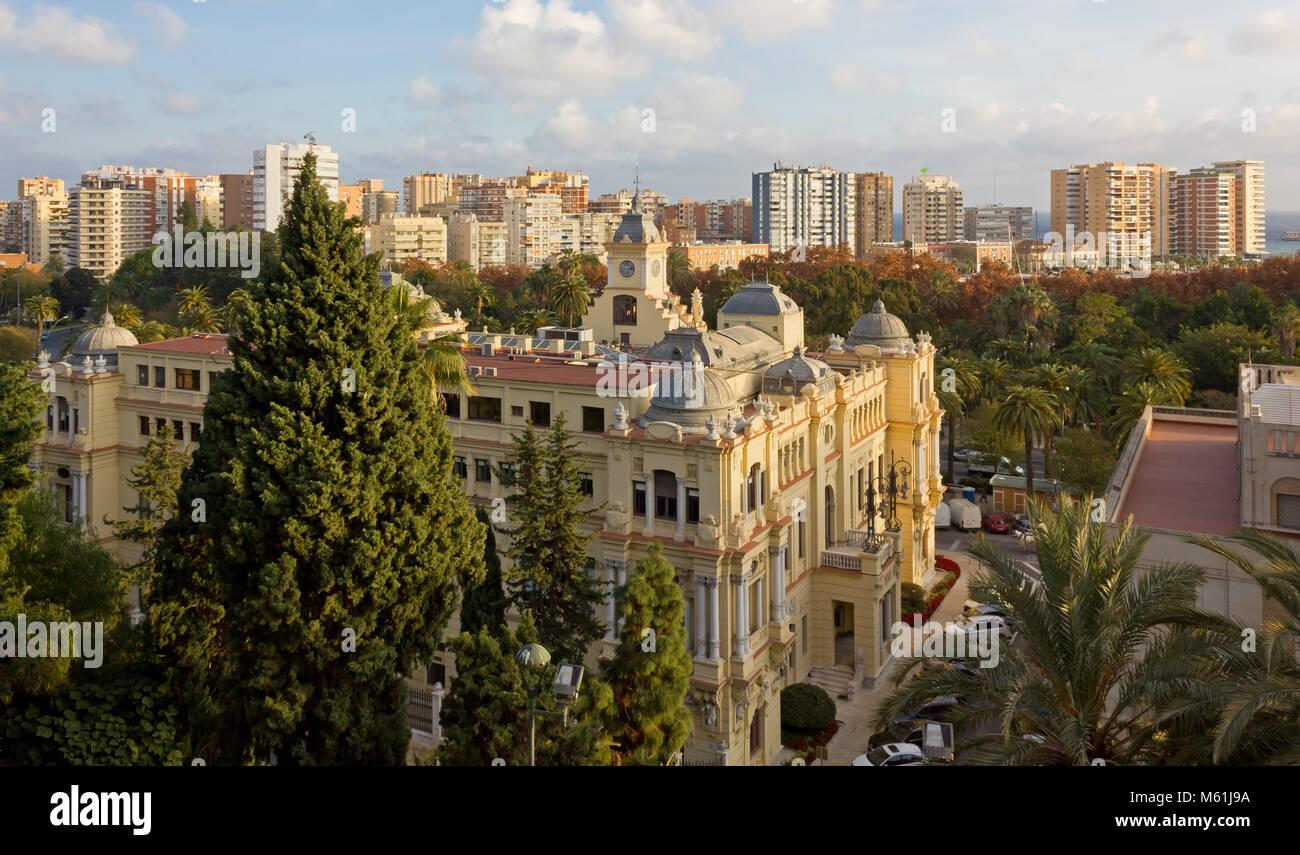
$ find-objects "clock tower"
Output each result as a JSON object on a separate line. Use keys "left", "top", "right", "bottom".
{"left": 582, "top": 187, "right": 701, "bottom": 347}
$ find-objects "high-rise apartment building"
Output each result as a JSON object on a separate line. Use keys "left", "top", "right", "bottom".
{"left": 21, "top": 192, "right": 68, "bottom": 265}
{"left": 902, "top": 175, "right": 963, "bottom": 244}
{"left": 963, "top": 204, "right": 1034, "bottom": 242}
{"left": 367, "top": 215, "right": 448, "bottom": 267}
{"left": 18, "top": 177, "right": 66, "bottom": 199}
{"left": 83, "top": 165, "right": 200, "bottom": 236}
{"left": 65, "top": 178, "right": 153, "bottom": 276}
{"left": 511, "top": 167, "right": 589, "bottom": 214}
{"left": 404, "top": 172, "right": 452, "bottom": 216}
{"left": 194, "top": 176, "right": 223, "bottom": 229}
{"left": 854, "top": 172, "right": 893, "bottom": 258}
{"left": 362, "top": 190, "right": 401, "bottom": 224}
{"left": 219, "top": 174, "right": 255, "bottom": 231}
{"left": 752, "top": 164, "right": 855, "bottom": 254}
{"left": 447, "top": 213, "right": 507, "bottom": 271}
{"left": 338, "top": 184, "right": 364, "bottom": 220}
{"left": 1, "top": 201, "right": 20, "bottom": 250}
{"left": 1171, "top": 168, "right": 1238, "bottom": 257}
{"left": 1050, "top": 162, "right": 1174, "bottom": 257}
{"left": 1212, "top": 160, "right": 1266, "bottom": 256}
{"left": 253, "top": 142, "right": 340, "bottom": 231}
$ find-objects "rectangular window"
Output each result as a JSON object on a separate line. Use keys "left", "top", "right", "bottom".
{"left": 499, "top": 462, "right": 516, "bottom": 484}
{"left": 173, "top": 419, "right": 185, "bottom": 438}
{"left": 139, "top": 416, "right": 150, "bottom": 436}
{"left": 749, "top": 708, "right": 762, "bottom": 754}
{"left": 208, "top": 371, "right": 218, "bottom": 389}
{"left": 453, "top": 456, "right": 467, "bottom": 479}
{"left": 137, "top": 365, "right": 148, "bottom": 386}
{"left": 475, "top": 459, "right": 492, "bottom": 483}
{"left": 880, "top": 591, "right": 894, "bottom": 643}
{"left": 798, "top": 517, "right": 806, "bottom": 558}
{"left": 175, "top": 368, "right": 200, "bottom": 390}
{"left": 580, "top": 473, "right": 594, "bottom": 497}
{"left": 511, "top": 405, "right": 524, "bottom": 417}
{"left": 857, "top": 467, "right": 865, "bottom": 510}
{"left": 529, "top": 401, "right": 551, "bottom": 428}
{"left": 801, "top": 615, "right": 808, "bottom": 653}
{"left": 633, "top": 480, "right": 647, "bottom": 516}
{"left": 154, "top": 366, "right": 166, "bottom": 387}
{"left": 687, "top": 488, "right": 700, "bottom": 524}
{"left": 189, "top": 422, "right": 201, "bottom": 443}
{"left": 442, "top": 394, "right": 460, "bottom": 418}
{"left": 468, "top": 396, "right": 502, "bottom": 422}
{"left": 155, "top": 417, "right": 166, "bottom": 435}
{"left": 582, "top": 406, "right": 604, "bottom": 433}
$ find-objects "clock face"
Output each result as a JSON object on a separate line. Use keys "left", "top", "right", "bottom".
{"left": 619, "top": 260, "right": 636, "bottom": 278}
{"left": 651, "top": 259, "right": 662, "bottom": 277}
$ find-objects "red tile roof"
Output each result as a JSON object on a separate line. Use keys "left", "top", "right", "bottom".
{"left": 1119, "top": 419, "right": 1239, "bottom": 535}
{"left": 462, "top": 352, "right": 600, "bottom": 386}
{"left": 127, "top": 335, "right": 231, "bottom": 356}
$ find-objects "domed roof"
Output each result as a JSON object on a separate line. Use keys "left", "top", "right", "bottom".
{"left": 719, "top": 281, "right": 799, "bottom": 317}
{"left": 71, "top": 312, "right": 138, "bottom": 362}
{"left": 640, "top": 355, "right": 743, "bottom": 432}
{"left": 763, "top": 345, "right": 833, "bottom": 394}
{"left": 846, "top": 299, "right": 910, "bottom": 348}
{"left": 611, "top": 192, "right": 661, "bottom": 243}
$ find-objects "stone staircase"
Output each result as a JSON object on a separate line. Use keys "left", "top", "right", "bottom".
{"left": 807, "top": 665, "right": 856, "bottom": 700}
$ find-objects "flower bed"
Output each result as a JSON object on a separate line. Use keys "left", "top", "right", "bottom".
{"left": 901, "top": 558, "right": 963, "bottom": 623}
{"left": 783, "top": 719, "right": 841, "bottom": 764}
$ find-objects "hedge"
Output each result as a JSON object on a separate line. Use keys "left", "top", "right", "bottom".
{"left": 780, "top": 683, "right": 837, "bottom": 732}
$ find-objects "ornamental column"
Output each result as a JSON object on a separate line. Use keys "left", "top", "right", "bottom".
{"left": 643, "top": 480, "right": 654, "bottom": 536}
{"left": 675, "top": 475, "right": 686, "bottom": 539}
{"left": 605, "top": 560, "right": 617, "bottom": 640}
{"left": 695, "top": 575, "right": 707, "bottom": 657}
{"left": 616, "top": 560, "right": 628, "bottom": 634}
{"left": 708, "top": 578, "right": 720, "bottom": 661}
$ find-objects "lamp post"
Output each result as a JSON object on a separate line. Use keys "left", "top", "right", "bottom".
{"left": 514, "top": 642, "right": 585, "bottom": 767}
{"left": 864, "top": 452, "right": 912, "bottom": 549}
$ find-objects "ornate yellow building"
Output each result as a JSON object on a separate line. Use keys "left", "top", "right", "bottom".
{"left": 28, "top": 197, "right": 945, "bottom": 766}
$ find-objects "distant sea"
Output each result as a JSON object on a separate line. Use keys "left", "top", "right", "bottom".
{"left": 891, "top": 211, "right": 1300, "bottom": 257}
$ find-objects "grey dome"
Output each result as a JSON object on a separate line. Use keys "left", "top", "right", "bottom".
{"left": 763, "top": 345, "right": 833, "bottom": 395}
{"left": 70, "top": 312, "right": 138, "bottom": 368}
{"left": 640, "top": 357, "right": 743, "bottom": 432}
{"left": 846, "top": 299, "right": 910, "bottom": 348}
{"left": 719, "top": 281, "right": 798, "bottom": 317}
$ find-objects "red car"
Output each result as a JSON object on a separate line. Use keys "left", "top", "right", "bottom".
{"left": 982, "top": 512, "right": 1011, "bottom": 534}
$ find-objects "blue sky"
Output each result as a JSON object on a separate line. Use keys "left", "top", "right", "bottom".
{"left": 2, "top": 0, "right": 1299, "bottom": 210}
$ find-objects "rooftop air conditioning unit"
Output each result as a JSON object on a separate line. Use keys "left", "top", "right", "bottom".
{"left": 466, "top": 366, "right": 482, "bottom": 377}
{"left": 482, "top": 342, "right": 495, "bottom": 356}
{"left": 482, "top": 367, "right": 497, "bottom": 377}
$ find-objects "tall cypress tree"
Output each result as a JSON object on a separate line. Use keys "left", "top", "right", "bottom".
{"left": 0, "top": 362, "right": 41, "bottom": 581}
{"left": 150, "top": 151, "right": 484, "bottom": 765}
{"left": 601, "top": 544, "right": 693, "bottom": 764}
{"left": 105, "top": 424, "right": 183, "bottom": 604}
{"left": 459, "top": 506, "right": 506, "bottom": 635}
{"left": 498, "top": 412, "right": 603, "bottom": 664}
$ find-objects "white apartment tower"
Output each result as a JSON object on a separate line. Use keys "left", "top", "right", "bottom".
{"left": 751, "top": 164, "right": 855, "bottom": 254}
{"left": 1212, "top": 160, "right": 1266, "bottom": 256}
{"left": 253, "top": 142, "right": 340, "bottom": 231}
{"left": 902, "top": 175, "right": 964, "bottom": 244}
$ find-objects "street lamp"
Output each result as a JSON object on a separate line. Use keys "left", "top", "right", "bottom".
{"left": 514, "top": 642, "right": 584, "bottom": 766}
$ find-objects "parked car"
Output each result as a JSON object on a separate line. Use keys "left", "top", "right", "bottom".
{"left": 981, "top": 512, "right": 1011, "bottom": 534}
{"left": 953, "top": 614, "right": 1014, "bottom": 647}
{"left": 1010, "top": 516, "right": 1032, "bottom": 535}
{"left": 852, "top": 742, "right": 926, "bottom": 766}
{"left": 952, "top": 448, "right": 976, "bottom": 461}
{"left": 966, "top": 456, "right": 1025, "bottom": 477}
{"left": 901, "top": 695, "right": 961, "bottom": 724}
{"left": 921, "top": 658, "right": 984, "bottom": 680}
{"left": 946, "top": 498, "right": 981, "bottom": 530}
{"left": 963, "top": 602, "right": 1009, "bottom": 621}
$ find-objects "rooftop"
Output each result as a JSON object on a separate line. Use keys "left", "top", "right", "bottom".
{"left": 127, "top": 334, "right": 231, "bottom": 356}
{"left": 1117, "top": 417, "right": 1239, "bottom": 535}
{"left": 1251, "top": 384, "right": 1300, "bottom": 425}
{"left": 462, "top": 352, "right": 600, "bottom": 387}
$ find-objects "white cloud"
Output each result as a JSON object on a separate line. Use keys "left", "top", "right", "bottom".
{"left": 1151, "top": 30, "right": 1204, "bottom": 61}
{"left": 1229, "top": 10, "right": 1300, "bottom": 54}
{"left": 716, "top": 0, "right": 837, "bottom": 44}
{"left": 0, "top": 2, "right": 135, "bottom": 65}
{"left": 608, "top": 0, "right": 719, "bottom": 61}
{"left": 133, "top": 2, "right": 186, "bottom": 49}
{"left": 152, "top": 93, "right": 201, "bottom": 114}
{"left": 648, "top": 71, "right": 744, "bottom": 118}
{"left": 409, "top": 76, "right": 442, "bottom": 107}
{"left": 459, "top": 0, "right": 640, "bottom": 99}
{"left": 828, "top": 62, "right": 901, "bottom": 95}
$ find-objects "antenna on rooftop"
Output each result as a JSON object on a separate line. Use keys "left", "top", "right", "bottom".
{"left": 634, "top": 161, "right": 641, "bottom": 196}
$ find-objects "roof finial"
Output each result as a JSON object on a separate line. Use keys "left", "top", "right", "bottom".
{"left": 634, "top": 161, "right": 640, "bottom": 196}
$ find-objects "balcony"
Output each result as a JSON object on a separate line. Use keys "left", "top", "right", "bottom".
{"left": 820, "top": 528, "right": 897, "bottom": 574}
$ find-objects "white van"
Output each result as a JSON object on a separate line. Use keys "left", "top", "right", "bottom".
{"left": 946, "top": 498, "right": 981, "bottom": 531}
{"left": 934, "top": 501, "right": 951, "bottom": 529}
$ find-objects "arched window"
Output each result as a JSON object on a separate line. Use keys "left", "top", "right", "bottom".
{"left": 613, "top": 295, "right": 637, "bottom": 326}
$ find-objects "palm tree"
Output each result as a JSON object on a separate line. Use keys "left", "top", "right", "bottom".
{"left": 1061, "top": 366, "right": 1103, "bottom": 431}
{"left": 1163, "top": 531, "right": 1300, "bottom": 764}
{"left": 466, "top": 280, "right": 494, "bottom": 328}
{"left": 1121, "top": 347, "right": 1191, "bottom": 405}
{"left": 420, "top": 333, "right": 476, "bottom": 409}
{"left": 666, "top": 247, "right": 694, "bottom": 293}
{"left": 92, "top": 279, "right": 124, "bottom": 312}
{"left": 1276, "top": 303, "right": 1300, "bottom": 358}
{"left": 223, "top": 288, "right": 250, "bottom": 332}
{"left": 130, "top": 320, "right": 172, "bottom": 343}
{"left": 985, "top": 338, "right": 1030, "bottom": 369}
{"left": 23, "top": 294, "right": 60, "bottom": 341}
{"left": 515, "top": 308, "right": 555, "bottom": 335}
{"left": 924, "top": 269, "right": 960, "bottom": 324}
{"left": 976, "top": 357, "right": 1012, "bottom": 404}
{"left": 1027, "top": 363, "right": 1071, "bottom": 477}
{"left": 993, "top": 384, "right": 1059, "bottom": 499}
{"left": 874, "top": 499, "right": 1208, "bottom": 765}
{"left": 550, "top": 269, "right": 591, "bottom": 327}
{"left": 110, "top": 302, "right": 142, "bottom": 328}
{"left": 177, "top": 285, "right": 211, "bottom": 317}
{"left": 182, "top": 306, "right": 223, "bottom": 333}
{"left": 1106, "top": 381, "right": 1180, "bottom": 442}
{"left": 937, "top": 355, "right": 981, "bottom": 485}
{"left": 1060, "top": 341, "right": 1120, "bottom": 388}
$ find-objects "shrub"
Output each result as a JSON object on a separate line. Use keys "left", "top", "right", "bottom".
{"left": 781, "top": 683, "right": 837, "bottom": 732}
{"left": 900, "top": 582, "right": 926, "bottom": 613}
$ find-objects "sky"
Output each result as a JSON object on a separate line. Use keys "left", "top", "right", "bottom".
{"left": 2, "top": 0, "right": 1300, "bottom": 211}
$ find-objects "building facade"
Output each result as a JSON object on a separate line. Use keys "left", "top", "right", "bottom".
{"left": 963, "top": 204, "right": 1033, "bottom": 242}
{"left": 447, "top": 213, "right": 507, "bottom": 271}
{"left": 1050, "top": 162, "right": 1174, "bottom": 258}
{"left": 1213, "top": 160, "right": 1266, "bottom": 256}
{"left": 20, "top": 192, "right": 68, "bottom": 265}
{"left": 854, "top": 172, "right": 893, "bottom": 258}
{"left": 368, "top": 215, "right": 448, "bottom": 267}
{"left": 1170, "top": 168, "right": 1238, "bottom": 257}
{"left": 219, "top": 174, "right": 255, "bottom": 231}
{"left": 902, "top": 175, "right": 963, "bottom": 245}
{"left": 404, "top": 172, "right": 452, "bottom": 216}
{"left": 682, "top": 242, "right": 769, "bottom": 270}
{"left": 253, "top": 142, "right": 340, "bottom": 231}
{"left": 64, "top": 178, "right": 153, "bottom": 276}
{"left": 752, "top": 164, "right": 855, "bottom": 255}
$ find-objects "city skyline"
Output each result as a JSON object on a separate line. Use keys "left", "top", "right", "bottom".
{"left": 2, "top": 0, "right": 1299, "bottom": 210}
